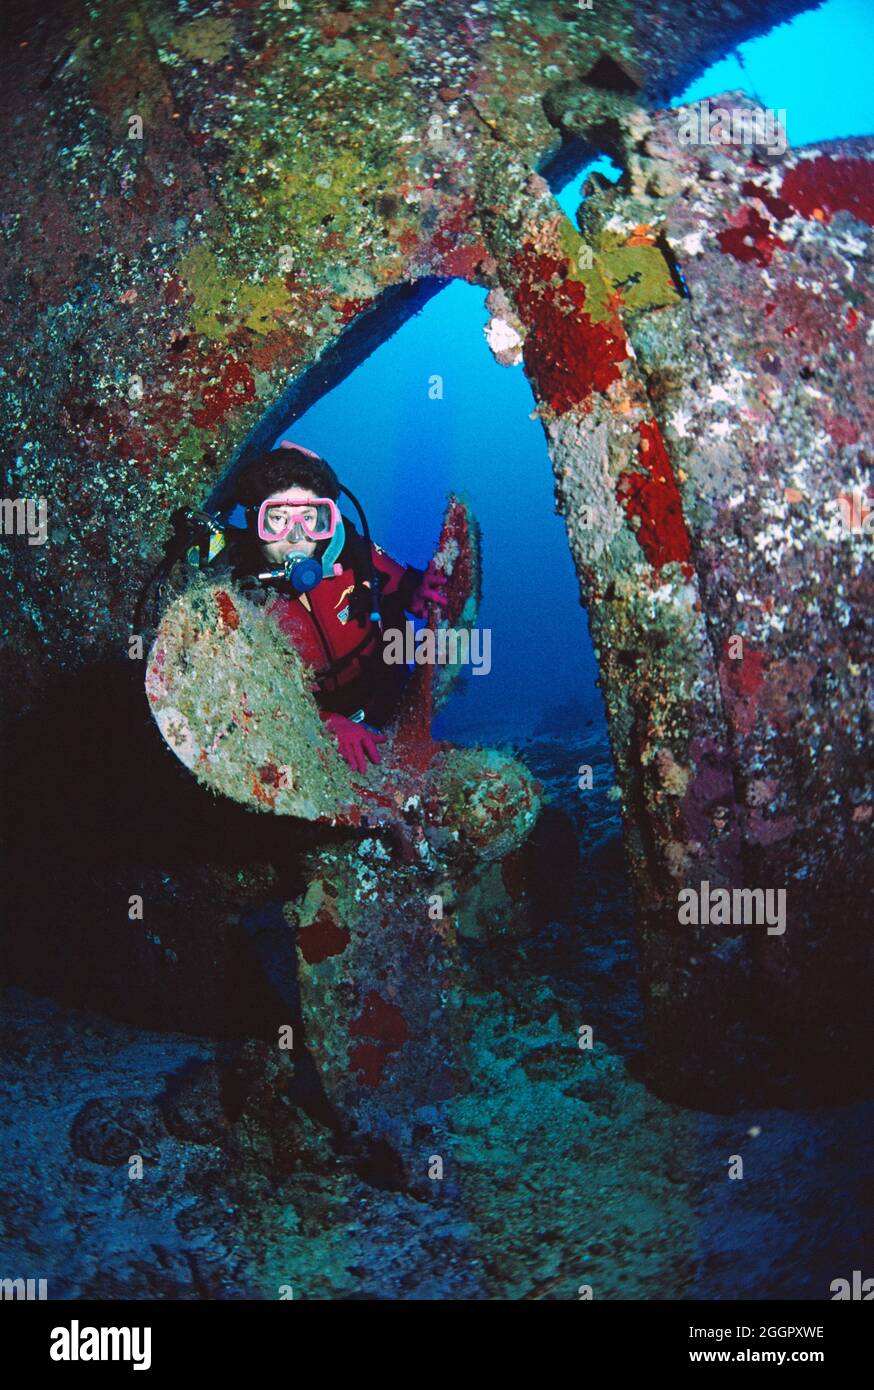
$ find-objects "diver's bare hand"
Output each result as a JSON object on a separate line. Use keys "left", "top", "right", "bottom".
{"left": 323, "top": 712, "right": 387, "bottom": 774}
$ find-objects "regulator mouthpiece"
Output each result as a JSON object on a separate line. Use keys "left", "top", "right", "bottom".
{"left": 284, "top": 553, "right": 323, "bottom": 593}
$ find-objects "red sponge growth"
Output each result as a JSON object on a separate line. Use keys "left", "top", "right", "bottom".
{"left": 617, "top": 420, "right": 692, "bottom": 574}
{"left": 511, "top": 248, "right": 628, "bottom": 413}
{"left": 780, "top": 155, "right": 874, "bottom": 226}
{"left": 717, "top": 206, "right": 784, "bottom": 266}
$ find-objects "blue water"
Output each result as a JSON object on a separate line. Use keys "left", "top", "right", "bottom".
{"left": 554, "top": 0, "right": 874, "bottom": 222}
{"left": 275, "top": 285, "right": 602, "bottom": 742}
{"left": 671, "top": 0, "right": 874, "bottom": 145}
{"left": 554, "top": 153, "right": 623, "bottom": 222}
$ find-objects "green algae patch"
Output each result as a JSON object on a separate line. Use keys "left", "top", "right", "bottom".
{"left": 145, "top": 573, "right": 352, "bottom": 818}
{"left": 169, "top": 16, "right": 236, "bottom": 64}
{"left": 179, "top": 246, "right": 295, "bottom": 342}
{"left": 595, "top": 233, "right": 681, "bottom": 314}
{"left": 562, "top": 224, "right": 682, "bottom": 323}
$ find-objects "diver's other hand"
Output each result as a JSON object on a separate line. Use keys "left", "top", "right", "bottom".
{"left": 408, "top": 559, "right": 449, "bottom": 617}
{"left": 323, "top": 712, "right": 387, "bottom": 774}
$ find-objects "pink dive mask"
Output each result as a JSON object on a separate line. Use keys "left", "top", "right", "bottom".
{"left": 256, "top": 492, "right": 341, "bottom": 543}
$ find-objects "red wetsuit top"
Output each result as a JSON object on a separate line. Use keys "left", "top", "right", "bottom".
{"left": 266, "top": 541, "right": 423, "bottom": 727}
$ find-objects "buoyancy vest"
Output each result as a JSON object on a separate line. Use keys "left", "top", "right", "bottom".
{"left": 267, "top": 541, "right": 423, "bottom": 723}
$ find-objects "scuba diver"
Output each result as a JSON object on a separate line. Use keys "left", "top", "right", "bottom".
{"left": 199, "top": 443, "right": 448, "bottom": 773}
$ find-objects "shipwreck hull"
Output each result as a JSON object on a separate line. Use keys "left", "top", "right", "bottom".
{"left": 1, "top": 0, "right": 870, "bottom": 1107}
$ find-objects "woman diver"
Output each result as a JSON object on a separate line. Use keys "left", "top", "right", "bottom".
{"left": 210, "top": 443, "right": 448, "bottom": 773}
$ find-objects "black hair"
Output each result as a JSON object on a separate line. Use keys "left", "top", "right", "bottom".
{"left": 233, "top": 447, "right": 341, "bottom": 508}
{"left": 226, "top": 447, "right": 339, "bottom": 565}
